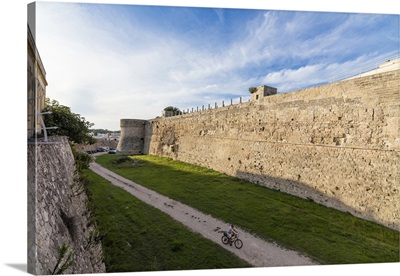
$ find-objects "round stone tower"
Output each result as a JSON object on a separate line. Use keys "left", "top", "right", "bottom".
{"left": 117, "top": 119, "right": 147, "bottom": 155}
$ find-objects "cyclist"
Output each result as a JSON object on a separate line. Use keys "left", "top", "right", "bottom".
{"left": 227, "top": 224, "right": 238, "bottom": 245}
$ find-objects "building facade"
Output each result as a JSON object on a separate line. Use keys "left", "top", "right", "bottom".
{"left": 27, "top": 24, "right": 48, "bottom": 139}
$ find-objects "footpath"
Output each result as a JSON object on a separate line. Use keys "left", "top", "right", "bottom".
{"left": 89, "top": 161, "right": 317, "bottom": 267}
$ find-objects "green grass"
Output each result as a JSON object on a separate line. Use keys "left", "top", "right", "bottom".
{"left": 95, "top": 154, "right": 400, "bottom": 265}
{"left": 83, "top": 169, "right": 251, "bottom": 272}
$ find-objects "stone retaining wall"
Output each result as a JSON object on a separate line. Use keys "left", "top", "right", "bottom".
{"left": 28, "top": 136, "right": 106, "bottom": 274}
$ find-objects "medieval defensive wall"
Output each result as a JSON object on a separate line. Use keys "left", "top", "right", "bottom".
{"left": 117, "top": 69, "right": 399, "bottom": 230}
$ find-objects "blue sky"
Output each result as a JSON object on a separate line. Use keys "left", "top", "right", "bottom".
{"left": 34, "top": 1, "right": 399, "bottom": 130}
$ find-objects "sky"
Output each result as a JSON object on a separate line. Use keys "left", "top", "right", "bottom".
{"left": 32, "top": 1, "right": 399, "bottom": 131}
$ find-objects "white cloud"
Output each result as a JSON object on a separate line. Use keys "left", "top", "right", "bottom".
{"left": 35, "top": 3, "right": 398, "bottom": 129}
{"left": 260, "top": 64, "right": 324, "bottom": 92}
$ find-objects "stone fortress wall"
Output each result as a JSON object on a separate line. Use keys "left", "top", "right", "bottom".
{"left": 28, "top": 136, "right": 106, "bottom": 274}
{"left": 118, "top": 70, "right": 399, "bottom": 230}
{"left": 117, "top": 119, "right": 147, "bottom": 155}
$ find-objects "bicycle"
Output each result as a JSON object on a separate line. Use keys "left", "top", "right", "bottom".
{"left": 221, "top": 231, "right": 243, "bottom": 249}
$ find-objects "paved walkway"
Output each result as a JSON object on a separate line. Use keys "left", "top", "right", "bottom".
{"left": 89, "top": 161, "right": 317, "bottom": 267}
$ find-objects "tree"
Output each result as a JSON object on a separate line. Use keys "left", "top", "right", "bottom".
{"left": 43, "top": 98, "right": 96, "bottom": 144}
{"left": 164, "top": 106, "right": 182, "bottom": 115}
{"left": 248, "top": 87, "right": 258, "bottom": 94}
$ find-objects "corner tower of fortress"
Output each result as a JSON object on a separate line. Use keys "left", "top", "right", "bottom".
{"left": 117, "top": 119, "right": 147, "bottom": 154}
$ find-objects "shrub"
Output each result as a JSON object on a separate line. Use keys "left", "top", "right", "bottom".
{"left": 112, "top": 157, "right": 132, "bottom": 165}
{"left": 248, "top": 87, "right": 257, "bottom": 94}
{"left": 73, "top": 150, "right": 93, "bottom": 172}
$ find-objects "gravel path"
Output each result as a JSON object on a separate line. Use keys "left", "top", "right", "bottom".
{"left": 89, "top": 161, "right": 317, "bottom": 267}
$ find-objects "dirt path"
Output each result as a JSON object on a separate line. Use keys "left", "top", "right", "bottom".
{"left": 89, "top": 161, "right": 317, "bottom": 267}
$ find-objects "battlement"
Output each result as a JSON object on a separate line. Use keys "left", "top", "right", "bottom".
{"left": 120, "top": 118, "right": 147, "bottom": 127}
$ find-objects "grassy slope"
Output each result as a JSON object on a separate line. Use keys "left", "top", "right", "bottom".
{"left": 95, "top": 154, "right": 399, "bottom": 265}
{"left": 83, "top": 169, "right": 251, "bottom": 272}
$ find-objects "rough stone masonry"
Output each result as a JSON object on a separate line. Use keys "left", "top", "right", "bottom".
{"left": 118, "top": 70, "right": 400, "bottom": 230}
{"left": 28, "top": 136, "right": 106, "bottom": 275}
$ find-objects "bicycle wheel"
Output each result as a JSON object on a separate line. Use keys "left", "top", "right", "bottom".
{"left": 221, "top": 235, "right": 229, "bottom": 245}
{"left": 234, "top": 239, "right": 243, "bottom": 249}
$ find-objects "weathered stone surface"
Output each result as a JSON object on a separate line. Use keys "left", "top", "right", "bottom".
{"left": 120, "top": 70, "right": 399, "bottom": 230}
{"left": 117, "top": 119, "right": 147, "bottom": 154}
{"left": 28, "top": 136, "right": 106, "bottom": 275}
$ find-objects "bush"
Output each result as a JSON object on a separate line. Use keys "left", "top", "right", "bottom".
{"left": 73, "top": 150, "right": 93, "bottom": 172}
{"left": 248, "top": 87, "right": 257, "bottom": 94}
{"left": 112, "top": 157, "right": 132, "bottom": 165}
{"left": 112, "top": 157, "right": 144, "bottom": 167}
